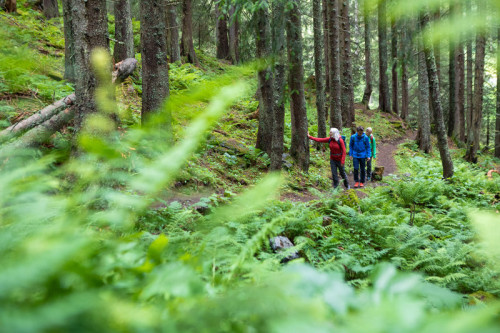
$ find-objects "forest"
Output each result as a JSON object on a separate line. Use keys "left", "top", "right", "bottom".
{"left": 0, "top": 0, "right": 499, "bottom": 331}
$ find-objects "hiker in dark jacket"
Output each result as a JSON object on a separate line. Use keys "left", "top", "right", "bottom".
{"left": 308, "top": 128, "right": 350, "bottom": 189}
{"left": 366, "top": 127, "right": 377, "bottom": 181}
{"left": 349, "top": 126, "right": 371, "bottom": 188}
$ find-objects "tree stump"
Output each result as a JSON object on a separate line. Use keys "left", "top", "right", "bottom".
{"left": 372, "top": 166, "right": 384, "bottom": 181}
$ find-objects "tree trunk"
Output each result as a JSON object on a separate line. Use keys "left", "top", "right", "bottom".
{"left": 340, "top": 0, "right": 354, "bottom": 126}
{"left": 322, "top": 0, "right": 330, "bottom": 95}
{"left": 70, "top": 0, "right": 108, "bottom": 132}
{"left": 448, "top": 37, "right": 457, "bottom": 137}
{"left": 466, "top": 0, "right": 473, "bottom": 143}
{"left": 228, "top": 5, "right": 240, "bottom": 64}
{"left": 270, "top": 0, "right": 286, "bottom": 170}
{"left": 255, "top": 0, "right": 274, "bottom": 156}
{"left": 113, "top": 0, "right": 134, "bottom": 62}
{"left": 417, "top": 36, "right": 431, "bottom": 153}
{"left": 1, "top": 60, "right": 135, "bottom": 146}
{"left": 401, "top": 21, "right": 409, "bottom": 120}
{"left": 465, "top": 33, "right": 486, "bottom": 163}
{"left": 496, "top": 27, "right": 500, "bottom": 158}
{"left": 391, "top": 19, "right": 398, "bottom": 115}
{"left": 43, "top": 0, "right": 59, "bottom": 19}
{"left": 378, "top": 0, "right": 391, "bottom": 113}
{"left": 215, "top": 2, "right": 230, "bottom": 60}
{"left": 361, "top": 5, "right": 372, "bottom": 108}
{"left": 313, "top": 0, "right": 326, "bottom": 146}
{"left": 61, "top": 0, "right": 75, "bottom": 82}
{"left": 328, "top": 0, "right": 342, "bottom": 129}
{"left": 422, "top": 12, "right": 454, "bottom": 179}
{"left": 1, "top": 107, "right": 76, "bottom": 152}
{"left": 140, "top": 0, "right": 169, "bottom": 124}
{"left": 433, "top": 7, "right": 441, "bottom": 86}
{"left": 181, "top": 0, "right": 198, "bottom": 65}
{"left": 4, "top": 0, "right": 16, "bottom": 12}
{"left": 0, "top": 94, "right": 75, "bottom": 140}
{"left": 86, "top": 0, "right": 109, "bottom": 51}
{"left": 457, "top": 36, "right": 465, "bottom": 141}
{"left": 286, "top": 0, "right": 309, "bottom": 171}
{"left": 166, "top": 2, "right": 181, "bottom": 63}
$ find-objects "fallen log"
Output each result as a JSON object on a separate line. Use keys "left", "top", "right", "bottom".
{"left": 1, "top": 106, "right": 76, "bottom": 152}
{"left": 0, "top": 94, "right": 75, "bottom": 140}
{"left": 0, "top": 58, "right": 137, "bottom": 149}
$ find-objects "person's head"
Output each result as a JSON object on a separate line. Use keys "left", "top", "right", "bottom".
{"left": 329, "top": 128, "right": 340, "bottom": 141}
{"left": 366, "top": 127, "right": 372, "bottom": 135}
{"left": 356, "top": 126, "right": 364, "bottom": 136}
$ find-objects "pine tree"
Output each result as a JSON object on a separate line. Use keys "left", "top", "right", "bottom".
{"left": 313, "top": 0, "right": 326, "bottom": 145}
{"left": 43, "top": 0, "right": 59, "bottom": 19}
{"left": 328, "top": 0, "right": 342, "bottom": 129}
{"left": 113, "top": 0, "right": 135, "bottom": 62}
{"left": 361, "top": 3, "right": 372, "bottom": 108}
{"left": 181, "top": 0, "right": 198, "bottom": 65}
{"left": 378, "top": 0, "right": 391, "bottom": 113}
{"left": 287, "top": 0, "right": 309, "bottom": 171}
{"left": 140, "top": 0, "right": 169, "bottom": 124}
{"left": 422, "top": 11, "right": 453, "bottom": 178}
{"left": 255, "top": 0, "right": 274, "bottom": 156}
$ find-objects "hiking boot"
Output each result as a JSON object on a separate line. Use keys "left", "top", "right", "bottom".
{"left": 354, "top": 182, "right": 359, "bottom": 188}
{"left": 360, "top": 183, "right": 364, "bottom": 188}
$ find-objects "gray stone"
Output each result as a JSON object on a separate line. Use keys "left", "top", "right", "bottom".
{"left": 269, "top": 236, "right": 300, "bottom": 263}
{"left": 282, "top": 153, "right": 293, "bottom": 169}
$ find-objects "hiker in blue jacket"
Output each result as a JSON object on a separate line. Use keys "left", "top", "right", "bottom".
{"left": 349, "top": 126, "right": 371, "bottom": 188}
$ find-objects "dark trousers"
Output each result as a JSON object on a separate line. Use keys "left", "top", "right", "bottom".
{"left": 330, "top": 160, "right": 349, "bottom": 188}
{"left": 366, "top": 158, "right": 372, "bottom": 180}
{"left": 353, "top": 157, "right": 366, "bottom": 183}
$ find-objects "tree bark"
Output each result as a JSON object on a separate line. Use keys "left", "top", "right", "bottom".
{"left": 228, "top": 5, "right": 240, "bottom": 64}
{"left": 287, "top": 0, "right": 309, "bottom": 171}
{"left": 496, "top": 27, "right": 500, "bottom": 158}
{"left": 86, "top": 0, "right": 109, "bottom": 51}
{"left": 340, "top": 0, "right": 354, "bottom": 126}
{"left": 270, "top": 0, "right": 286, "bottom": 170}
{"left": 391, "top": 19, "right": 398, "bottom": 115}
{"left": 0, "top": 94, "right": 75, "bottom": 140}
{"left": 43, "top": 0, "right": 59, "bottom": 19}
{"left": 4, "top": 0, "right": 16, "bottom": 12}
{"left": 361, "top": 5, "right": 372, "bottom": 108}
{"left": 255, "top": 0, "right": 274, "bottom": 156}
{"left": 140, "top": 0, "right": 169, "bottom": 125}
{"left": 465, "top": 33, "right": 486, "bottom": 163}
{"left": 70, "top": 0, "right": 108, "bottom": 132}
{"left": 166, "top": 2, "right": 181, "bottom": 63}
{"left": 417, "top": 35, "right": 431, "bottom": 153}
{"left": 448, "top": 36, "right": 457, "bottom": 137}
{"left": 433, "top": 7, "right": 441, "bottom": 86}
{"left": 322, "top": 0, "right": 330, "bottom": 95}
{"left": 215, "top": 2, "right": 230, "bottom": 60}
{"left": 401, "top": 21, "right": 409, "bottom": 120}
{"left": 313, "top": 0, "right": 326, "bottom": 147}
{"left": 1, "top": 107, "right": 76, "bottom": 152}
{"left": 466, "top": 0, "right": 473, "bottom": 143}
{"left": 1, "top": 59, "right": 135, "bottom": 147}
{"left": 422, "top": 12, "right": 453, "bottom": 179}
{"left": 113, "top": 0, "right": 135, "bottom": 62}
{"left": 181, "top": 0, "right": 198, "bottom": 65}
{"left": 328, "top": 0, "right": 342, "bottom": 129}
{"left": 457, "top": 35, "right": 465, "bottom": 141}
{"left": 61, "top": 0, "right": 75, "bottom": 82}
{"left": 378, "top": 0, "right": 391, "bottom": 113}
